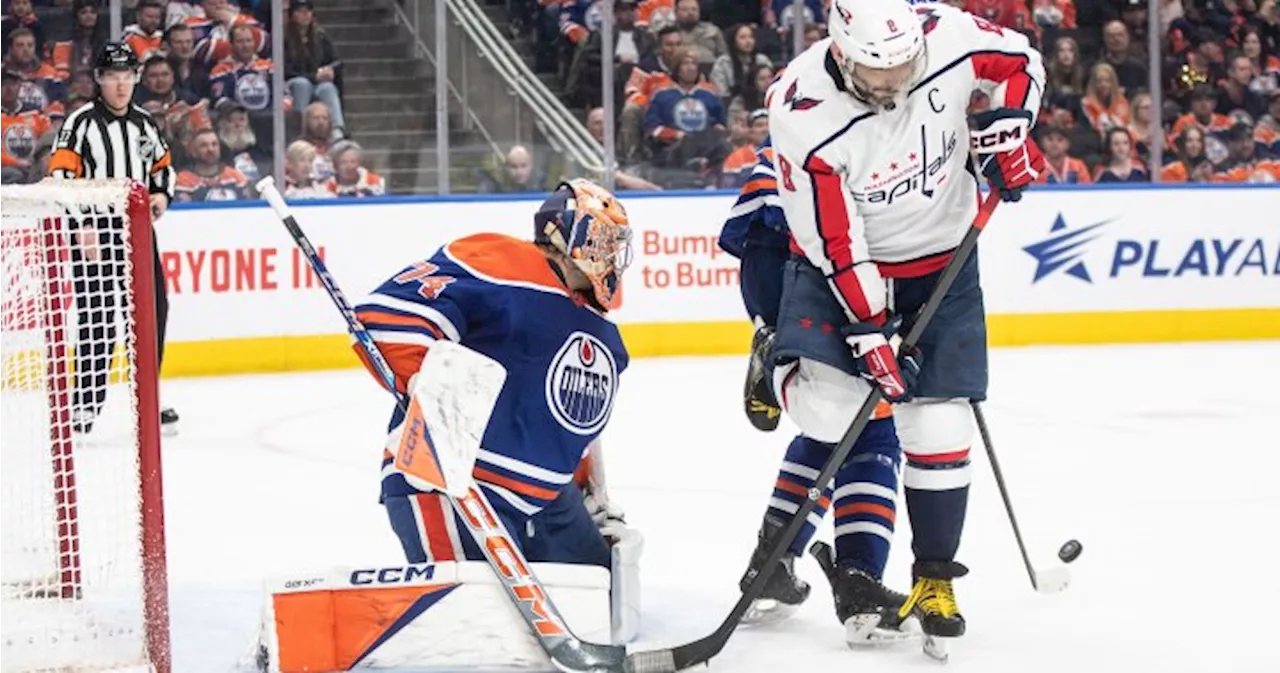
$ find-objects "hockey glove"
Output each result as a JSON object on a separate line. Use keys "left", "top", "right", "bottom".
{"left": 844, "top": 317, "right": 922, "bottom": 403}
{"left": 970, "top": 108, "right": 1045, "bottom": 202}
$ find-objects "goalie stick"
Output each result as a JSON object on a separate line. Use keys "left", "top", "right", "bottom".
{"left": 255, "top": 177, "right": 630, "bottom": 673}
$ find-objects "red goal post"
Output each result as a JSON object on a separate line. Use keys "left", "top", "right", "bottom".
{"left": 1, "top": 178, "right": 170, "bottom": 673}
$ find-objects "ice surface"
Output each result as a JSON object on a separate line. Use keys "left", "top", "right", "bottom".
{"left": 159, "top": 342, "right": 1280, "bottom": 672}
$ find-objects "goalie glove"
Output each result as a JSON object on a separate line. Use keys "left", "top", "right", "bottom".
{"left": 970, "top": 108, "right": 1045, "bottom": 202}
{"left": 844, "top": 316, "right": 922, "bottom": 403}
{"left": 580, "top": 439, "right": 628, "bottom": 541}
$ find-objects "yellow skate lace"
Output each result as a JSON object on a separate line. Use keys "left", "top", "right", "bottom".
{"left": 897, "top": 578, "right": 959, "bottom": 620}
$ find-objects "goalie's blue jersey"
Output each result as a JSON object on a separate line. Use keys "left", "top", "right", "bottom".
{"left": 353, "top": 233, "right": 629, "bottom": 515}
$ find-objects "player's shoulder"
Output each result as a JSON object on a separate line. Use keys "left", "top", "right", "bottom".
{"left": 61, "top": 99, "right": 97, "bottom": 125}
{"left": 767, "top": 41, "right": 863, "bottom": 157}
{"left": 443, "top": 233, "right": 569, "bottom": 296}
{"left": 915, "top": 3, "right": 980, "bottom": 58}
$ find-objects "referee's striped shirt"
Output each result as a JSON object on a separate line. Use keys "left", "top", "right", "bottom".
{"left": 48, "top": 99, "right": 175, "bottom": 201}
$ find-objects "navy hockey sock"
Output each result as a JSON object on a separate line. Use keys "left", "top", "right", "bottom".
{"left": 766, "top": 435, "right": 832, "bottom": 556}
{"left": 832, "top": 417, "right": 900, "bottom": 579}
{"left": 903, "top": 451, "right": 970, "bottom": 563}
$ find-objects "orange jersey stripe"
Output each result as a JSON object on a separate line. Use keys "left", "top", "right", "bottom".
{"left": 775, "top": 478, "right": 831, "bottom": 510}
{"left": 445, "top": 234, "right": 569, "bottom": 295}
{"left": 834, "top": 501, "right": 896, "bottom": 523}
{"left": 473, "top": 466, "right": 561, "bottom": 503}
{"left": 352, "top": 341, "right": 427, "bottom": 393}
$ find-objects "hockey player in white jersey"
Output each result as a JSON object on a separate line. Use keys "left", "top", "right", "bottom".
{"left": 756, "top": 0, "right": 1046, "bottom": 654}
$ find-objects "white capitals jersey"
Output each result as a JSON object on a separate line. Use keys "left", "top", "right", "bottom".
{"left": 768, "top": 2, "right": 1044, "bottom": 324}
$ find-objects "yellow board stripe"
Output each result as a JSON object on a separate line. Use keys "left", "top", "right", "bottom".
{"left": 152, "top": 308, "right": 1280, "bottom": 378}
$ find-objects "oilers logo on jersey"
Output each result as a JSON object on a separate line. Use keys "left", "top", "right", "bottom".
{"left": 3, "top": 122, "right": 36, "bottom": 160}
{"left": 547, "top": 331, "right": 617, "bottom": 436}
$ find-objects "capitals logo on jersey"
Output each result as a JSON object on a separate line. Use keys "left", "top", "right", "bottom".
{"left": 783, "top": 80, "right": 822, "bottom": 111}
{"left": 546, "top": 331, "right": 617, "bottom": 436}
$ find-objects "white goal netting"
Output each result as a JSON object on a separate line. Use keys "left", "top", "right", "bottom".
{"left": 1, "top": 179, "right": 168, "bottom": 673}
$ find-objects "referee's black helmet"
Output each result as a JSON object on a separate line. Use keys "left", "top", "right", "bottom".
{"left": 94, "top": 42, "right": 140, "bottom": 78}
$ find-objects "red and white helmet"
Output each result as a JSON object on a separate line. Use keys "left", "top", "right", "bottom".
{"left": 828, "top": 0, "right": 926, "bottom": 99}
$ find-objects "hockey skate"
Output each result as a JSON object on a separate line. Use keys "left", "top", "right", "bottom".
{"left": 898, "top": 560, "right": 969, "bottom": 662}
{"left": 809, "top": 541, "right": 916, "bottom": 646}
{"left": 738, "top": 515, "right": 810, "bottom": 625}
{"left": 742, "top": 323, "right": 780, "bottom": 432}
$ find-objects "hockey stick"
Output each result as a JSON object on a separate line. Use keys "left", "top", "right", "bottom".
{"left": 971, "top": 402, "right": 1073, "bottom": 594}
{"left": 622, "top": 191, "right": 1004, "bottom": 673}
{"left": 255, "top": 177, "right": 629, "bottom": 673}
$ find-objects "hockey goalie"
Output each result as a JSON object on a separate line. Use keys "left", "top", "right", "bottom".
{"left": 256, "top": 180, "right": 642, "bottom": 672}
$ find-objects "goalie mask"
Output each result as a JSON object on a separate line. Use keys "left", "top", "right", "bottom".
{"left": 828, "top": 0, "right": 926, "bottom": 108}
{"left": 534, "top": 179, "right": 632, "bottom": 309}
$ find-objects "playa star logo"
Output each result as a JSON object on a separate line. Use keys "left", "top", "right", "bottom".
{"left": 1023, "top": 214, "right": 1110, "bottom": 283}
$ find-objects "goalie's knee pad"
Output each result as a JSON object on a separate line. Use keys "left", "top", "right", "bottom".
{"left": 895, "top": 399, "right": 973, "bottom": 492}
{"left": 773, "top": 358, "right": 886, "bottom": 444}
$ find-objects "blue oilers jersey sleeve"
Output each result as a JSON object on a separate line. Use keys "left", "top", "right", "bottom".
{"left": 362, "top": 234, "right": 630, "bottom": 517}
{"left": 719, "top": 139, "right": 791, "bottom": 259}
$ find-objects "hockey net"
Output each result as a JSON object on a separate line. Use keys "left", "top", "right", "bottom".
{"left": 1, "top": 179, "right": 170, "bottom": 672}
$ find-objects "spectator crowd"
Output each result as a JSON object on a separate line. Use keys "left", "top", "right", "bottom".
{"left": 503, "top": 0, "right": 1280, "bottom": 190}
{"left": 2, "top": 0, "right": 385, "bottom": 199}
{"left": 4, "top": 0, "right": 1278, "bottom": 195}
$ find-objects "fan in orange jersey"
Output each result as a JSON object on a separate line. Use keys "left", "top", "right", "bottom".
{"left": 1255, "top": 90, "right": 1280, "bottom": 158}
{"left": 2, "top": 68, "right": 50, "bottom": 183}
{"left": 123, "top": 0, "right": 167, "bottom": 62}
{"left": 208, "top": 24, "right": 275, "bottom": 114}
{"left": 1035, "top": 124, "right": 1092, "bottom": 184}
{"left": 174, "top": 128, "right": 253, "bottom": 201}
{"left": 722, "top": 108, "right": 770, "bottom": 187}
{"left": 325, "top": 141, "right": 386, "bottom": 198}
{"left": 1211, "top": 122, "right": 1280, "bottom": 183}
{"left": 3, "top": 28, "right": 65, "bottom": 118}
{"left": 1159, "top": 125, "right": 1211, "bottom": 183}
{"left": 1171, "top": 84, "right": 1234, "bottom": 163}
{"left": 187, "top": 0, "right": 268, "bottom": 66}
{"left": 636, "top": 0, "right": 675, "bottom": 31}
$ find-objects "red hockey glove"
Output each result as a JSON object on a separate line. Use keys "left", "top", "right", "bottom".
{"left": 971, "top": 108, "right": 1046, "bottom": 202}
{"left": 844, "top": 318, "right": 920, "bottom": 403}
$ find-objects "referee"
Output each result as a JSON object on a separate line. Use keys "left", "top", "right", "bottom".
{"left": 48, "top": 42, "right": 178, "bottom": 433}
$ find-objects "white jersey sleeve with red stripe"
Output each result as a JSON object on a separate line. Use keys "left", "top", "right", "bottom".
{"left": 768, "top": 42, "right": 888, "bottom": 325}
{"left": 767, "top": 3, "right": 1044, "bottom": 326}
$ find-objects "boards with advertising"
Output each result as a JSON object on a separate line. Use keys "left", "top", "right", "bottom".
{"left": 153, "top": 185, "right": 1279, "bottom": 376}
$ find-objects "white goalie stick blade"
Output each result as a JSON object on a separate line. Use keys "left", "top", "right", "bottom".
{"left": 1034, "top": 565, "right": 1071, "bottom": 594}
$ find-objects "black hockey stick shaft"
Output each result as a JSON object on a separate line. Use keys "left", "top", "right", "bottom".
{"left": 643, "top": 192, "right": 1002, "bottom": 672}
{"left": 972, "top": 401, "right": 1039, "bottom": 590}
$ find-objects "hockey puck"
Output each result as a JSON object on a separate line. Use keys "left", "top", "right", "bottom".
{"left": 1057, "top": 539, "right": 1083, "bottom": 563}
